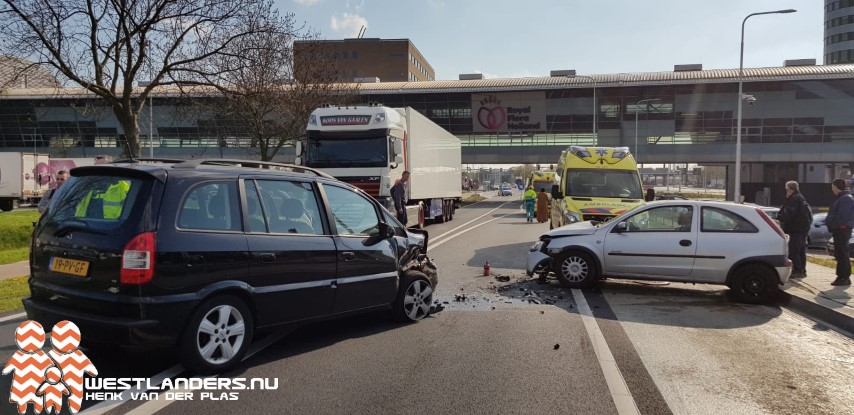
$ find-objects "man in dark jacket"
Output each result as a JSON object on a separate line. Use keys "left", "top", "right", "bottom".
{"left": 826, "top": 178, "right": 854, "bottom": 286}
{"left": 390, "top": 171, "right": 410, "bottom": 225}
{"left": 778, "top": 181, "right": 811, "bottom": 279}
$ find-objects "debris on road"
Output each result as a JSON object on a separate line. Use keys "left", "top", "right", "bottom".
{"left": 553, "top": 344, "right": 560, "bottom": 350}
{"left": 429, "top": 303, "right": 445, "bottom": 315}
{"left": 495, "top": 275, "right": 510, "bottom": 282}
{"left": 455, "top": 293, "right": 467, "bottom": 302}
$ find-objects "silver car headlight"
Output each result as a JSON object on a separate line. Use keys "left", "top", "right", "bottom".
{"left": 566, "top": 212, "right": 581, "bottom": 223}
{"left": 530, "top": 241, "right": 544, "bottom": 252}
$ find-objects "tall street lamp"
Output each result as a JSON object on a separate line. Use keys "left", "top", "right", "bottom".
{"left": 634, "top": 98, "right": 660, "bottom": 164}
{"left": 734, "top": 8, "right": 796, "bottom": 203}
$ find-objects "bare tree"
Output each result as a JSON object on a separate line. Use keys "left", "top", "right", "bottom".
{"left": 188, "top": 28, "right": 358, "bottom": 161}
{"left": 0, "top": 0, "right": 288, "bottom": 157}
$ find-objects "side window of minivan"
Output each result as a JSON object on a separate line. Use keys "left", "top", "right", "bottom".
{"left": 178, "top": 182, "right": 241, "bottom": 231}
{"left": 247, "top": 179, "right": 325, "bottom": 235}
{"left": 323, "top": 185, "right": 380, "bottom": 236}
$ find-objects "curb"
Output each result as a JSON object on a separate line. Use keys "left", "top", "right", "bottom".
{"left": 777, "top": 289, "right": 854, "bottom": 340}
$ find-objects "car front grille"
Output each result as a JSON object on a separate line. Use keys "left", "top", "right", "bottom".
{"left": 582, "top": 214, "right": 615, "bottom": 222}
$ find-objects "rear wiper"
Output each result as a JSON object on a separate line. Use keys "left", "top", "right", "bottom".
{"left": 53, "top": 220, "right": 107, "bottom": 237}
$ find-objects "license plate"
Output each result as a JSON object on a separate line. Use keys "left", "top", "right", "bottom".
{"left": 50, "top": 257, "right": 90, "bottom": 277}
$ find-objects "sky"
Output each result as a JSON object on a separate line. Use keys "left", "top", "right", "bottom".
{"left": 279, "top": 0, "right": 822, "bottom": 81}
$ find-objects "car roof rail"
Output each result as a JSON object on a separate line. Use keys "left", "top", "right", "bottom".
{"left": 110, "top": 158, "right": 189, "bottom": 164}
{"left": 172, "top": 159, "right": 335, "bottom": 179}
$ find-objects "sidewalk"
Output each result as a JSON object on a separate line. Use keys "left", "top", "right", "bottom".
{"left": 781, "top": 258, "right": 854, "bottom": 337}
{"left": 0, "top": 260, "right": 28, "bottom": 281}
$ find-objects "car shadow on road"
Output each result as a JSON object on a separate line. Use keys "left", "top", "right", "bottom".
{"left": 222, "top": 311, "right": 413, "bottom": 377}
{"left": 490, "top": 276, "right": 784, "bottom": 331}
{"left": 466, "top": 242, "right": 537, "bottom": 270}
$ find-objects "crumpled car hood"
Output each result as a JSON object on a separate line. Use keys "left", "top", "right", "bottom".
{"left": 546, "top": 221, "right": 600, "bottom": 237}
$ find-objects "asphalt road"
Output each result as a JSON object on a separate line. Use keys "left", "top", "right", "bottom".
{"left": 0, "top": 195, "right": 852, "bottom": 415}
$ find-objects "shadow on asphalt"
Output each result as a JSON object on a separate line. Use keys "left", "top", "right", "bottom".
{"left": 490, "top": 276, "right": 783, "bottom": 330}
{"left": 466, "top": 241, "right": 535, "bottom": 270}
{"left": 223, "top": 311, "right": 409, "bottom": 377}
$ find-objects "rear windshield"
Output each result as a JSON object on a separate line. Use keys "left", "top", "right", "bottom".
{"left": 43, "top": 175, "right": 151, "bottom": 232}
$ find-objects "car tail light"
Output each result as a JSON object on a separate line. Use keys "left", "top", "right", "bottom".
{"left": 121, "top": 232, "right": 156, "bottom": 285}
{"left": 756, "top": 208, "right": 785, "bottom": 239}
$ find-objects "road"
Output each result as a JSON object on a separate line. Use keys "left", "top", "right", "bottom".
{"left": 0, "top": 195, "right": 852, "bottom": 415}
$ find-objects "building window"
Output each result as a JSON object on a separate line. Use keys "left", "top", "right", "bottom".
{"left": 352, "top": 51, "right": 358, "bottom": 59}
{"left": 342, "top": 51, "right": 348, "bottom": 59}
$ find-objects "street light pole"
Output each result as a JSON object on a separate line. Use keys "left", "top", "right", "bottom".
{"left": 634, "top": 98, "right": 660, "bottom": 165}
{"left": 734, "top": 8, "right": 796, "bottom": 203}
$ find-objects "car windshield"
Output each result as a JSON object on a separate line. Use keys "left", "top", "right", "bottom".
{"left": 565, "top": 169, "right": 643, "bottom": 199}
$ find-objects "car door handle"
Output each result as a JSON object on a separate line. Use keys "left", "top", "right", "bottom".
{"left": 259, "top": 253, "right": 276, "bottom": 263}
{"left": 341, "top": 251, "right": 355, "bottom": 261}
{"left": 679, "top": 240, "right": 692, "bottom": 247}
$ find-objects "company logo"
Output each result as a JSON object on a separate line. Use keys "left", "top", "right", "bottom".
{"left": 477, "top": 95, "right": 506, "bottom": 130}
{"left": 3, "top": 320, "right": 97, "bottom": 414}
{"left": 320, "top": 115, "right": 371, "bottom": 126}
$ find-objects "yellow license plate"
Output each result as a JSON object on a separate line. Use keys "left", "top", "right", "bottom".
{"left": 50, "top": 257, "right": 90, "bottom": 277}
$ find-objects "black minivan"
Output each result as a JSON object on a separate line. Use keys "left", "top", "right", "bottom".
{"left": 25, "top": 159, "right": 437, "bottom": 373}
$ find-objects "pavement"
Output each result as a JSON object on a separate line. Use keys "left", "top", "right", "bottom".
{"left": 0, "top": 260, "right": 28, "bottom": 281}
{"left": 781, "top": 257, "right": 854, "bottom": 337}
{"left": 0, "top": 249, "right": 851, "bottom": 338}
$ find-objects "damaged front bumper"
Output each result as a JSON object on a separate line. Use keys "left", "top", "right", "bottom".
{"left": 526, "top": 250, "right": 552, "bottom": 277}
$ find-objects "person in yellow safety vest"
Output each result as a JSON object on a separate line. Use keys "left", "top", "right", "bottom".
{"left": 75, "top": 180, "right": 131, "bottom": 219}
{"left": 523, "top": 186, "right": 537, "bottom": 223}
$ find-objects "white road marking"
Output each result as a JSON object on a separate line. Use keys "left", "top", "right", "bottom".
{"left": 571, "top": 288, "right": 640, "bottom": 415}
{"left": 429, "top": 201, "right": 514, "bottom": 247}
{"left": 82, "top": 329, "right": 290, "bottom": 415}
{"left": 428, "top": 212, "right": 517, "bottom": 252}
{"left": 0, "top": 312, "right": 26, "bottom": 323}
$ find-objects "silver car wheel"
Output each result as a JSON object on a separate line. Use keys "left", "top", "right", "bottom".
{"left": 403, "top": 279, "right": 433, "bottom": 321}
{"left": 196, "top": 305, "right": 247, "bottom": 365}
{"left": 561, "top": 256, "right": 589, "bottom": 282}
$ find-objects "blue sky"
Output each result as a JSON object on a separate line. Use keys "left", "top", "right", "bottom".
{"left": 280, "top": 0, "right": 821, "bottom": 80}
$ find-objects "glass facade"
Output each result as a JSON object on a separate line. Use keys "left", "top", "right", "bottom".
{"left": 2, "top": 78, "right": 854, "bottom": 151}
{"left": 825, "top": 0, "right": 854, "bottom": 63}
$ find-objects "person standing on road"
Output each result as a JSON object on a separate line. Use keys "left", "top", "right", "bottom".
{"left": 536, "top": 187, "right": 549, "bottom": 223}
{"left": 826, "top": 178, "right": 854, "bottom": 286}
{"left": 778, "top": 181, "right": 812, "bottom": 279}
{"left": 523, "top": 186, "right": 536, "bottom": 223}
{"left": 391, "top": 171, "right": 410, "bottom": 226}
{"left": 38, "top": 170, "right": 68, "bottom": 215}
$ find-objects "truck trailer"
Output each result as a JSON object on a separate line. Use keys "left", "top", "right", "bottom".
{"left": 0, "top": 152, "right": 50, "bottom": 211}
{"left": 298, "top": 105, "right": 462, "bottom": 228}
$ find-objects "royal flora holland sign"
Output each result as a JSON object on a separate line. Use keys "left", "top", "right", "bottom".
{"left": 3, "top": 320, "right": 97, "bottom": 414}
{"left": 471, "top": 91, "right": 546, "bottom": 133}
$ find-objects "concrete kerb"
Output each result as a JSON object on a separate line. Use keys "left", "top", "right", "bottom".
{"left": 777, "top": 289, "right": 854, "bottom": 339}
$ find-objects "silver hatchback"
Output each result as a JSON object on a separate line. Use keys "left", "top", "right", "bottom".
{"left": 527, "top": 200, "right": 792, "bottom": 303}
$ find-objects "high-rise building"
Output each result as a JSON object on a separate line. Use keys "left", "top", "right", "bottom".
{"left": 293, "top": 38, "right": 435, "bottom": 83}
{"left": 825, "top": 0, "right": 854, "bottom": 63}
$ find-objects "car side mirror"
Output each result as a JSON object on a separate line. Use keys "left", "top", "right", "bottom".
{"left": 394, "top": 154, "right": 403, "bottom": 164}
{"left": 379, "top": 222, "right": 395, "bottom": 239}
{"left": 614, "top": 222, "right": 628, "bottom": 233}
{"left": 294, "top": 156, "right": 302, "bottom": 166}
{"left": 551, "top": 184, "right": 562, "bottom": 200}
{"left": 295, "top": 141, "right": 303, "bottom": 156}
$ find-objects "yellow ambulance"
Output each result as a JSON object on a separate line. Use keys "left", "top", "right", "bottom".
{"left": 549, "top": 146, "right": 644, "bottom": 229}
{"left": 528, "top": 170, "right": 556, "bottom": 193}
